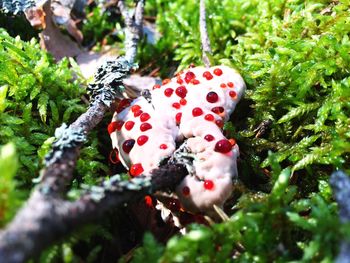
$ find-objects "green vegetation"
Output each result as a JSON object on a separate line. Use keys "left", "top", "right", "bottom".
{"left": 1, "top": 0, "right": 350, "bottom": 261}
{"left": 0, "top": 29, "right": 107, "bottom": 220}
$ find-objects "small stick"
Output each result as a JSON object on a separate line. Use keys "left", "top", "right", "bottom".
{"left": 199, "top": 0, "right": 212, "bottom": 67}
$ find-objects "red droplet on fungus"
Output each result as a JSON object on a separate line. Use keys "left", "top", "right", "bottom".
{"left": 229, "top": 91, "right": 237, "bottom": 98}
{"left": 125, "top": 121, "right": 135, "bottom": 131}
{"left": 215, "top": 119, "right": 224, "bottom": 128}
{"left": 175, "top": 112, "right": 182, "bottom": 124}
{"left": 227, "top": 82, "right": 234, "bottom": 88}
{"left": 204, "top": 114, "right": 215, "bottom": 121}
{"left": 134, "top": 110, "right": 143, "bottom": 117}
{"left": 159, "top": 144, "right": 168, "bottom": 149}
{"left": 164, "top": 88, "right": 174, "bottom": 97}
{"left": 214, "top": 139, "right": 232, "bottom": 153}
{"left": 130, "top": 163, "right": 144, "bottom": 177}
{"left": 153, "top": 84, "right": 161, "bottom": 90}
{"left": 131, "top": 105, "right": 141, "bottom": 113}
{"left": 172, "top": 102, "right": 181, "bottom": 109}
{"left": 140, "top": 122, "right": 152, "bottom": 132}
{"left": 191, "top": 79, "right": 200, "bottom": 85}
{"left": 211, "top": 106, "right": 224, "bottom": 114}
{"left": 203, "top": 71, "right": 213, "bottom": 80}
{"left": 175, "top": 86, "right": 187, "bottom": 98}
{"left": 204, "top": 134, "right": 215, "bottom": 141}
{"left": 137, "top": 135, "right": 149, "bottom": 146}
{"left": 204, "top": 180, "right": 214, "bottom": 190}
{"left": 184, "top": 71, "right": 196, "bottom": 83}
{"left": 192, "top": 107, "right": 203, "bottom": 117}
{"left": 220, "top": 83, "right": 227, "bottom": 88}
{"left": 108, "top": 122, "right": 118, "bottom": 134}
{"left": 214, "top": 68, "right": 223, "bottom": 76}
{"left": 180, "top": 98, "right": 187, "bottom": 105}
{"left": 122, "top": 139, "right": 135, "bottom": 153}
{"left": 206, "top": 91, "right": 219, "bottom": 103}
{"left": 140, "top": 112, "right": 151, "bottom": 122}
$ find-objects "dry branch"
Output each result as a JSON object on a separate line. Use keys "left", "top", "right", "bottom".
{"left": 199, "top": 0, "right": 212, "bottom": 67}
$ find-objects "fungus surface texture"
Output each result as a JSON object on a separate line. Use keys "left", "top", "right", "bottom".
{"left": 109, "top": 65, "right": 245, "bottom": 213}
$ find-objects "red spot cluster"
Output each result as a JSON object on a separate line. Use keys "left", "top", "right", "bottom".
{"left": 184, "top": 71, "right": 196, "bottom": 83}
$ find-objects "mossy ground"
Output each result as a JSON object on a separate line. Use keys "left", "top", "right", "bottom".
{"left": 1, "top": 0, "right": 350, "bottom": 262}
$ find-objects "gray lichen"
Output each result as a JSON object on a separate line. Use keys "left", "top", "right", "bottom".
{"left": 86, "top": 174, "right": 152, "bottom": 202}
{"left": 87, "top": 57, "right": 136, "bottom": 107}
{"left": 44, "top": 123, "right": 86, "bottom": 166}
{"left": 1, "top": 0, "right": 36, "bottom": 13}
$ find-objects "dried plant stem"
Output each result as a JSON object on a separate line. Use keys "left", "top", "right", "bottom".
{"left": 199, "top": 0, "right": 212, "bottom": 67}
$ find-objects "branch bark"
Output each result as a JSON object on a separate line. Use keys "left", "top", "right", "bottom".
{"left": 199, "top": 0, "right": 212, "bottom": 68}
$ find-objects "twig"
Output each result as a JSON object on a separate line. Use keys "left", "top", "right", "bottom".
{"left": 0, "top": 164, "right": 187, "bottom": 263}
{"left": 118, "top": 0, "right": 144, "bottom": 64}
{"left": 199, "top": 0, "right": 212, "bottom": 67}
{"left": 330, "top": 170, "right": 350, "bottom": 263}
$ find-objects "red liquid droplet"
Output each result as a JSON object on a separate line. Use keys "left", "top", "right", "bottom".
{"left": 204, "top": 180, "right": 214, "bottom": 190}
{"left": 203, "top": 71, "right": 213, "bottom": 80}
{"left": 204, "top": 114, "right": 214, "bottom": 121}
{"left": 172, "top": 102, "right": 181, "bottom": 109}
{"left": 214, "top": 68, "right": 223, "bottom": 76}
{"left": 108, "top": 122, "right": 118, "bottom": 134}
{"left": 153, "top": 84, "right": 161, "bottom": 90}
{"left": 125, "top": 121, "right": 135, "bottom": 131}
{"left": 180, "top": 98, "right": 187, "bottom": 105}
{"left": 160, "top": 144, "right": 168, "bottom": 149}
{"left": 130, "top": 163, "right": 144, "bottom": 177}
{"left": 229, "top": 91, "right": 237, "bottom": 98}
{"left": 134, "top": 110, "right": 143, "bottom": 117}
{"left": 206, "top": 91, "right": 219, "bottom": 103}
{"left": 137, "top": 135, "right": 149, "bottom": 146}
{"left": 191, "top": 79, "right": 200, "bottom": 85}
{"left": 140, "top": 112, "right": 151, "bottom": 122}
{"left": 227, "top": 82, "right": 234, "bottom": 88}
{"left": 211, "top": 107, "right": 224, "bottom": 114}
{"left": 215, "top": 119, "right": 224, "bottom": 128}
{"left": 164, "top": 88, "right": 174, "bottom": 97}
{"left": 176, "top": 112, "right": 182, "bottom": 124}
{"left": 220, "top": 83, "right": 227, "bottom": 88}
{"left": 214, "top": 139, "right": 232, "bottom": 153}
{"left": 140, "top": 122, "right": 152, "bottom": 132}
{"left": 192, "top": 107, "right": 203, "bottom": 117}
{"left": 122, "top": 139, "right": 135, "bottom": 153}
{"left": 204, "top": 134, "right": 215, "bottom": 141}
{"left": 131, "top": 105, "right": 141, "bottom": 113}
{"left": 184, "top": 71, "right": 196, "bottom": 83}
{"left": 175, "top": 86, "right": 187, "bottom": 98}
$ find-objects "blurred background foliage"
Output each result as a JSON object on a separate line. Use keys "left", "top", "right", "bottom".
{"left": 1, "top": 0, "right": 350, "bottom": 261}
